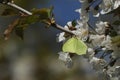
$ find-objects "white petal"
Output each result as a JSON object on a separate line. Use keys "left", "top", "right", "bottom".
{"left": 79, "top": 0, "right": 87, "bottom": 3}
{"left": 93, "top": 13, "right": 100, "bottom": 17}
{"left": 75, "top": 9, "right": 81, "bottom": 14}
{"left": 100, "top": 0, "right": 113, "bottom": 14}
{"left": 100, "top": 8, "right": 112, "bottom": 14}
{"left": 114, "top": 0, "right": 120, "bottom": 9}
{"left": 101, "top": 35, "right": 112, "bottom": 49}
{"left": 58, "top": 52, "right": 70, "bottom": 62}
{"left": 89, "top": 34, "right": 105, "bottom": 47}
{"left": 76, "top": 20, "right": 84, "bottom": 28}
{"left": 95, "top": 21, "right": 108, "bottom": 34}
{"left": 67, "top": 21, "right": 72, "bottom": 27}
{"left": 90, "top": 57, "right": 101, "bottom": 63}
{"left": 57, "top": 32, "right": 65, "bottom": 42}
{"left": 64, "top": 25, "right": 69, "bottom": 30}
{"left": 88, "top": 48, "right": 94, "bottom": 55}
{"left": 116, "top": 66, "right": 120, "bottom": 69}
{"left": 65, "top": 57, "right": 73, "bottom": 68}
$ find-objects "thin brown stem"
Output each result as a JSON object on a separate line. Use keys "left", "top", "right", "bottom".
{"left": 7, "top": 2, "right": 32, "bottom": 15}
{"left": 6, "top": 2, "right": 75, "bottom": 35}
{"left": 87, "top": 22, "right": 100, "bottom": 34}
{"left": 4, "top": 18, "right": 20, "bottom": 40}
{"left": 5, "top": 2, "right": 102, "bottom": 36}
{"left": 51, "top": 23, "right": 74, "bottom": 35}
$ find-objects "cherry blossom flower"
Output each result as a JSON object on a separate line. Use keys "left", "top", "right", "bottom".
{"left": 58, "top": 52, "right": 70, "bottom": 62}
{"left": 95, "top": 21, "right": 108, "bottom": 34}
{"left": 57, "top": 32, "right": 65, "bottom": 42}
{"left": 113, "top": 0, "right": 120, "bottom": 9}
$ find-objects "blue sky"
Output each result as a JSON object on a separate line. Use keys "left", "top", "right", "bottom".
{"left": 38, "top": 0, "right": 81, "bottom": 26}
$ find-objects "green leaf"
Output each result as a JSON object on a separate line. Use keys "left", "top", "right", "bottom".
{"left": 30, "top": 7, "right": 54, "bottom": 26}
{"left": 15, "top": 27, "right": 23, "bottom": 39}
{"left": 19, "top": 15, "right": 39, "bottom": 25}
{"left": 0, "top": 4, "right": 18, "bottom": 16}
{"left": 31, "top": 7, "right": 53, "bottom": 20}
{"left": 15, "top": 25, "right": 27, "bottom": 40}
{"left": 62, "top": 37, "right": 87, "bottom": 55}
{"left": 1, "top": 8, "right": 18, "bottom": 16}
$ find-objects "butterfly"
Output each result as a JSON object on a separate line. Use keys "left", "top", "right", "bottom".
{"left": 62, "top": 37, "right": 87, "bottom": 55}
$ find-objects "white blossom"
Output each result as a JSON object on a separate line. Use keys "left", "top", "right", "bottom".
{"left": 74, "top": 20, "right": 89, "bottom": 41}
{"left": 58, "top": 52, "right": 71, "bottom": 62}
{"left": 57, "top": 32, "right": 65, "bottom": 42}
{"left": 116, "top": 66, "right": 120, "bottom": 69}
{"left": 79, "top": 0, "right": 87, "bottom": 3}
{"left": 87, "top": 48, "right": 95, "bottom": 60}
{"left": 67, "top": 21, "right": 72, "bottom": 27}
{"left": 113, "top": 0, "right": 120, "bottom": 9}
{"left": 87, "top": 48, "right": 95, "bottom": 55}
{"left": 93, "top": 13, "right": 100, "bottom": 17}
{"left": 90, "top": 57, "right": 101, "bottom": 63}
{"left": 58, "top": 52, "right": 73, "bottom": 68}
{"left": 76, "top": 0, "right": 89, "bottom": 22}
{"left": 101, "top": 35, "right": 112, "bottom": 49}
{"left": 90, "top": 57, "right": 107, "bottom": 71}
{"left": 57, "top": 0, "right": 120, "bottom": 78}
{"left": 90, "top": 7, "right": 100, "bottom": 17}
{"left": 89, "top": 34, "right": 105, "bottom": 47}
{"left": 100, "top": 0, "right": 113, "bottom": 14}
{"left": 56, "top": 22, "right": 70, "bottom": 42}
{"left": 95, "top": 21, "right": 108, "bottom": 34}
{"left": 100, "top": 0, "right": 120, "bottom": 14}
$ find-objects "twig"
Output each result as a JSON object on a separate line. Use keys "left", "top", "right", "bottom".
{"left": 4, "top": 2, "right": 74, "bottom": 35}
{"left": 7, "top": 2, "right": 32, "bottom": 15}
{"left": 4, "top": 18, "right": 19, "bottom": 40}
{"left": 87, "top": 22, "right": 100, "bottom": 34}
{"left": 51, "top": 23, "right": 74, "bottom": 35}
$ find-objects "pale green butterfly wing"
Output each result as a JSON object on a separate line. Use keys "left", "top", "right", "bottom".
{"left": 62, "top": 37, "right": 87, "bottom": 55}
{"left": 63, "top": 37, "right": 76, "bottom": 53}
{"left": 75, "top": 38, "right": 87, "bottom": 55}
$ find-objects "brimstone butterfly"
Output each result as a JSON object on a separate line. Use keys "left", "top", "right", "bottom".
{"left": 62, "top": 37, "right": 87, "bottom": 55}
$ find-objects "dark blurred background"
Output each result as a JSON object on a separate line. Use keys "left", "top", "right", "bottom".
{"left": 0, "top": 0, "right": 94, "bottom": 80}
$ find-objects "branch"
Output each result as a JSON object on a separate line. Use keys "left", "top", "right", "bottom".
{"left": 7, "top": 2, "right": 32, "bottom": 15}
{"left": 51, "top": 23, "right": 74, "bottom": 35}
{"left": 87, "top": 22, "right": 100, "bottom": 35}
{"left": 4, "top": 18, "right": 19, "bottom": 40}
{"left": 0, "top": 1, "right": 32, "bottom": 15}
{"left": 5, "top": 2, "right": 74, "bottom": 35}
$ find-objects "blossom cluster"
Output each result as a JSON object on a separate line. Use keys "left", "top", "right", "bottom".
{"left": 57, "top": 0, "right": 120, "bottom": 79}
